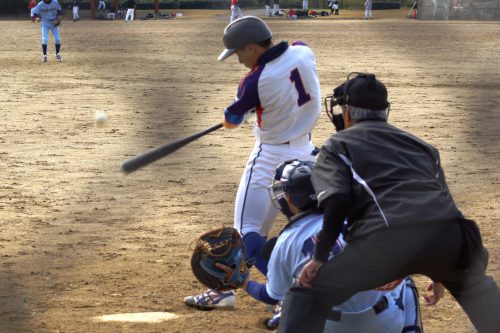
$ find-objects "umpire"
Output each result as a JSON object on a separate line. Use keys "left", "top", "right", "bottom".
{"left": 278, "top": 73, "right": 500, "bottom": 333}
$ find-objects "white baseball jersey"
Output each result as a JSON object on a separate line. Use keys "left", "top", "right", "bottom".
{"left": 32, "top": 0, "right": 62, "bottom": 22}
{"left": 225, "top": 41, "right": 321, "bottom": 145}
{"left": 267, "top": 213, "right": 411, "bottom": 332}
{"left": 230, "top": 41, "right": 321, "bottom": 239}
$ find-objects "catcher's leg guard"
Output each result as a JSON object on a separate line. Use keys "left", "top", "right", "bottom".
{"left": 243, "top": 232, "right": 268, "bottom": 275}
{"left": 278, "top": 287, "right": 329, "bottom": 333}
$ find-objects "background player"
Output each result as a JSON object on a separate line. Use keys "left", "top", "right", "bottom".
{"left": 28, "top": 0, "right": 38, "bottom": 18}
{"left": 184, "top": 16, "right": 321, "bottom": 310}
{"left": 123, "top": 0, "right": 136, "bottom": 21}
{"left": 230, "top": 0, "right": 243, "bottom": 22}
{"left": 72, "top": 0, "right": 80, "bottom": 22}
{"left": 365, "top": 0, "right": 373, "bottom": 19}
{"left": 265, "top": 0, "right": 280, "bottom": 16}
{"left": 31, "top": 0, "right": 62, "bottom": 63}
{"left": 198, "top": 159, "right": 423, "bottom": 332}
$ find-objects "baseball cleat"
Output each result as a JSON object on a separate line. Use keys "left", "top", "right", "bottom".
{"left": 183, "top": 289, "right": 235, "bottom": 310}
{"left": 265, "top": 300, "right": 282, "bottom": 330}
{"left": 55, "top": 53, "right": 62, "bottom": 63}
{"left": 42, "top": 55, "right": 47, "bottom": 63}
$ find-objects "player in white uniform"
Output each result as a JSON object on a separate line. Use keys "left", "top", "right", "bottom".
{"left": 184, "top": 16, "right": 321, "bottom": 310}
{"left": 31, "top": 0, "right": 62, "bottom": 63}
{"left": 230, "top": 0, "right": 243, "bottom": 22}
{"left": 208, "top": 160, "right": 423, "bottom": 331}
{"left": 265, "top": 0, "right": 281, "bottom": 16}
{"left": 364, "top": 0, "right": 373, "bottom": 19}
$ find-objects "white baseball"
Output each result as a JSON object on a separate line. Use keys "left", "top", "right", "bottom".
{"left": 95, "top": 111, "right": 108, "bottom": 124}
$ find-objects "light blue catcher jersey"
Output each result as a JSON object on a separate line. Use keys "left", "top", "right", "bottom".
{"left": 33, "top": 0, "right": 62, "bottom": 22}
{"left": 266, "top": 212, "right": 403, "bottom": 313}
{"left": 224, "top": 41, "right": 321, "bottom": 144}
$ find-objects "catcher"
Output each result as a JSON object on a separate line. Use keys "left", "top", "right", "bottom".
{"left": 189, "top": 160, "right": 425, "bottom": 332}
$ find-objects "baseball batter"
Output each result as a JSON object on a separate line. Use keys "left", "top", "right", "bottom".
{"left": 184, "top": 16, "right": 321, "bottom": 310}
{"left": 31, "top": 0, "right": 62, "bottom": 63}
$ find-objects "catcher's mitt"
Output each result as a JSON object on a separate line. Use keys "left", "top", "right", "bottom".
{"left": 191, "top": 227, "right": 249, "bottom": 291}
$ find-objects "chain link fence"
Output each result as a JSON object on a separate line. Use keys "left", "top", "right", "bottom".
{"left": 417, "top": 0, "right": 500, "bottom": 20}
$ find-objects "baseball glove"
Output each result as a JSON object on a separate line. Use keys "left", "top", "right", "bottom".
{"left": 191, "top": 227, "right": 249, "bottom": 291}
{"left": 54, "top": 19, "right": 61, "bottom": 27}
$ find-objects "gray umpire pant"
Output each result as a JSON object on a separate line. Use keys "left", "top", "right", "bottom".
{"left": 278, "top": 220, "right": 500, "bottom": 333}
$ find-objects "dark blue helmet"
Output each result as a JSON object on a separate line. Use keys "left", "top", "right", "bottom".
{"left": 269, "top": 160, "right": 316, "bottom": 214}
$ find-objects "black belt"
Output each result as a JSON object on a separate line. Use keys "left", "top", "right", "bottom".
{"left": 280, "top": 133, "right": 312, "bottom": 145}
{"left": 327, "top": 296, "right": 389, "bottom": 322}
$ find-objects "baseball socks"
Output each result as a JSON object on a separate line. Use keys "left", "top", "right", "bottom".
{"left": 55, "top": 44, "right": 62, "bottom": 62}
{"left": 42, "top": 44, "right": 47, "bottom": 62}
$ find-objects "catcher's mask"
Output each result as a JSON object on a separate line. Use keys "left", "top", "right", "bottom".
{"left": 269, "top": 160, "right": 316, "bottom": 218}
{"left": 325, "top": 72, "right": 390, "bottom": 132}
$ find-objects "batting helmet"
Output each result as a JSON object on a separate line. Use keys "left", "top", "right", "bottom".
{"left": 269, "top": 160, "right": 317, "bottom": 217}
{"left": 218, "top": 16, "right": 273, "bottom": 61}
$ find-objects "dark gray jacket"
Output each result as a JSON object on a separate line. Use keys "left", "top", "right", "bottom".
{"left": 312, "top": 120, "right": 462, "bottom": 241}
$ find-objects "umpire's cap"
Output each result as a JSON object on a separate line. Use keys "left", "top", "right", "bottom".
{"left": 334, "top": 73, "right": 389, "bottom": 110}
{"left": 218, "top": 16, "right": 273, "bottom": 61}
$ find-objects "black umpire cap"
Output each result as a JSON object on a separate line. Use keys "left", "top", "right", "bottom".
{"left": 218, "top": 16, "right": 273, "bottom": 61}
{"left": 334, "top": 73, "right": 389, "bottom": 110}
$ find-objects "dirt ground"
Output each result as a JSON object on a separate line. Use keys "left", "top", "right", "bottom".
{"left": 0, "top": 8, "right": 499, "bottom": 333}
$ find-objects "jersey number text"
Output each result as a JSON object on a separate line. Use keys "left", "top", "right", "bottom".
{"left": 290, "top": 68, "right": 311, "bottom": 107}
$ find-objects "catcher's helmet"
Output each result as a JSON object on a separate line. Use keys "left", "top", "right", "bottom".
{"left": 218, "top": 16, "right": 273, "bottom": 61}
{"left": 269, "top": 160, "right": 316, "bottom": 215}
{"left": 324, "top": 72, "right": 389, "bottom": 131}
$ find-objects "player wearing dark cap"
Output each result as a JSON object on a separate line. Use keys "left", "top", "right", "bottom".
{"left": 277, "top": 73, "right": 500, "bottom": 333}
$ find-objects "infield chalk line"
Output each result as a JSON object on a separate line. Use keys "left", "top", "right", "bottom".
{"left": 94, "top": 312, "right": 180, "bottom": 323}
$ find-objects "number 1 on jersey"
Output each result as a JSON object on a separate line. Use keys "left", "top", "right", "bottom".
{"left": 290, "top": 68, "right": 311, "bottom": 107}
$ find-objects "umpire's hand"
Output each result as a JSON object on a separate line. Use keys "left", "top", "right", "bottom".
{"left": 424, "top": 281, "right": 445, "bottom": 305}
{"left": 298, "top": 259, "right": 323, "bottom": 287}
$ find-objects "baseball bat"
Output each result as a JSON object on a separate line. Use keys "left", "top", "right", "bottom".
{"left": 121, "top": 123, "right": 223, "bottom": 174}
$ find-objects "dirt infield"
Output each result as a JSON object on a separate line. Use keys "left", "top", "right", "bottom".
{"left": 0, "top": 9, "right": 499, "bottom": 333}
